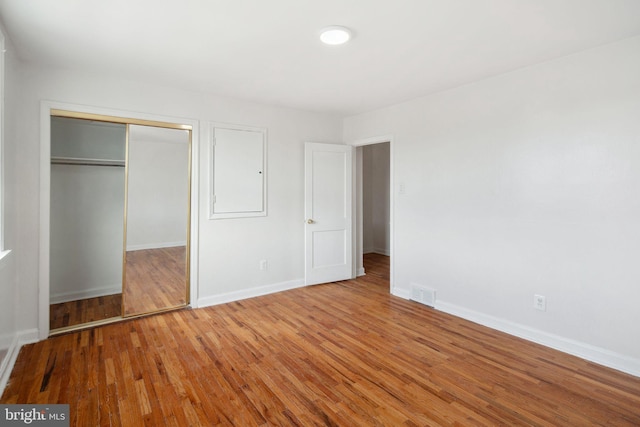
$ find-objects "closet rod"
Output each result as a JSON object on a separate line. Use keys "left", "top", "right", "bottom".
{"left": 51, "top": 156, "right": 125, "bottom": 167}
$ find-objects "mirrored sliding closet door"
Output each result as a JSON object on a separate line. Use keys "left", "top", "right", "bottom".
{"left": 122, "top": 125, "right": 191, "bottom": 317}
{"left": 48, "top": 112, "right": 192, "bottom": 333}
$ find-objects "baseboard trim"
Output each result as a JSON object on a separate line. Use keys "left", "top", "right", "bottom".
{"left": 391, "top": 287, "right": 411, "bottom": 300}
{"left": 0, "top": 329, "right": 40, "bottom": 395}
{"left": 389, "top": 290, "right": 640, "bottom": 377}
{"left": 363, "top": 249, "right": 390, "bottom": 256}
{"left": 126, "top": 241, "right": 186, "bottom": 251}
{"left": 198, "top": 279, "right": 305, "bottom": 308}
{"left": 18, "top": 329, "right": 39, "bottom": 346}
{"left": 435, "top": 300, "right": 640, "bottom": 378}
{"left": 50, "top": 285, "right": 121, "bottom": 304}
{"left": 0, "top": 334, "right": 18, "bottom": 395}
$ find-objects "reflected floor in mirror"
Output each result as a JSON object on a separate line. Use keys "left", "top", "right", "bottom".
{"left": 123, "top": 246, "right": 187, "bottom": 316}
{"left": 49, "top": 293, "right": 122, "bottom": 330}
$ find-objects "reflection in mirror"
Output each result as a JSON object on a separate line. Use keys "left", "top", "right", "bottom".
{"left": 49, "top": 117, "right": 126, "bottom": 330}
{"left": 123, "top": 125, "right": 190, "bottom": 317}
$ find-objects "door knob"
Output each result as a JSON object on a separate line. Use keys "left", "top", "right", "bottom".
{"left": 307, "top": 219, "right": 315, "bottom": 224}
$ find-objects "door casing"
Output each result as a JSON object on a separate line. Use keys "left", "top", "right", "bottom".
{"left": 348, "top": 135, "right": 395, "bottom": 292}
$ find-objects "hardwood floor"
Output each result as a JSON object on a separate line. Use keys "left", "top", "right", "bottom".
{"left": 50, "top": 247, "right": 188, "bottom": 330}
{"left": 123, "top": 246, "right": 187, "bottom": 316}
{"left": 49, "top": 294, "right": 122, "bottom": 329}
{"left": 50, "top": 293, "right": 122, "bottom": 330}
{"left": 363, "top": 252, "right": 390, "bottom": 280}
{"left": 4, "top": 265, "right": 640, "bottom": 426}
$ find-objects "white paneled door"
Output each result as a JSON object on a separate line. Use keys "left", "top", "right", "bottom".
{"left": 304, "top": 143, "right": 353, "bottom": 285}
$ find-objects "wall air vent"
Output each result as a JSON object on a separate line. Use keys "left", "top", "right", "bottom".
{"left": 410, "top": 283, "right": 436, "bottom": 307}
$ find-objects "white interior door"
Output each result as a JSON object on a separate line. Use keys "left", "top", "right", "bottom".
{"left": 305, "top": 142, "right": 353, "bottom": 285}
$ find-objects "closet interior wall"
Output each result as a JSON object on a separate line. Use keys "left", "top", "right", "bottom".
{"left": 49, "top": 117, "right": 126, "bottom": 310}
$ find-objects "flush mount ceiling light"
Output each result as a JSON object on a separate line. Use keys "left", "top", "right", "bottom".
{"left": 319, "top": 26, "right": 352, "bottom": 45}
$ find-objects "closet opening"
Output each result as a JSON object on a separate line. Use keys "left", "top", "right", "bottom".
{"left": 48, "top": 111, "right": 192, "bottom": 335}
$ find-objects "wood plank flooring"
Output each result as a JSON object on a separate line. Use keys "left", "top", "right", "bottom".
{"left": 363, "top": 252, "right": 390, "bottom": 280}
{"left": 4, "top": 258, "right": 640, "bottom": 426}
{"left": 123, "top": 246, "right": 187, "bottom": 316}
{"left": 50, "top": 293, "right": 122, "bottom": 330}
{"left": 50, "top": 246, "right": 187, "bottom": 329}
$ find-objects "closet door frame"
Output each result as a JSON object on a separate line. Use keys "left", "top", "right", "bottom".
{"left": 39, "top": 101, "right": 200, "bottom": 339}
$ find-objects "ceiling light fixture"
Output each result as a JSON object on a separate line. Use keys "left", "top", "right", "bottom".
{"left": 319, "top": 26, "right": 352, "bottom": 45}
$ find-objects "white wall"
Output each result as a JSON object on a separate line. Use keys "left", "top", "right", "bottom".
{"left": 126, "top": 126, "right": 189, "bottom": 250}
{"left": 344, "top": 36, "right": 640, "bottom": 374}
{"left": 49, "top": 118, "right": 125, "bottom": 302}
{"left": 49, "top": 165, "right": 125, "bottom": 302}
{"left": 0, "top": 25, "right": 24, "bottom": 391}
{"left": 13, "top": 64, "right": 342, "bottom": 333}
{"left": 362, "top": 146, "right": 373, "bottom": 253}
{"left": 362, "top": 143, "right": 390, "bottom": 255}
{"left": 51, "top": 117, "right": 125, "bottom": 160}
{"left": 0, "top": 248, "right": 16, "bottom": 385}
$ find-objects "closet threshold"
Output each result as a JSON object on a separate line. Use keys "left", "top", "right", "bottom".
{"left": 51, "top": 156, "right": 125, "bottom": 167}
{"left": 49, "top": 316, "right": 125, "bottom": 336}
{"left": 49, "top": 305, "right": 190, "bottom": 336}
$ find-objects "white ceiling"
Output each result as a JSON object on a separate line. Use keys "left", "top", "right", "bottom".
{"left": 1, "top": 0, "right": 639, "bottom": 115}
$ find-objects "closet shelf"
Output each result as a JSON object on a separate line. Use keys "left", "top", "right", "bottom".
{"left": 51, "top": 156, "right": 125, "bottom": 167}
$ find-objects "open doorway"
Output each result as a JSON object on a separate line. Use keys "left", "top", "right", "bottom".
{"left": 356, "top": 141, "right": 391, "bottom": 285}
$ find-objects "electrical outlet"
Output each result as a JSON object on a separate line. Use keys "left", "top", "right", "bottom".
{"left": 259, "top": 260, "right": 268, "bottom": 271}
{"left": 534, "top": 294, "right": 546, "bottom": 311}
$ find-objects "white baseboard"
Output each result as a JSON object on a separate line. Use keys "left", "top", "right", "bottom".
{"left": 0, "top": 329, "right": 40, "bottom": 396}
{"left": 364, "top": 249, "right": 390, "bottom": 256}
{"left": 435, "top": 300, "right": 640, "bottom": 378}
{"left": 126, "top": 241, "right": 186, "bottom": 251}
{"left": 357, "top": 267, "right": 366, "bottom": 277}
{"left": 389, "top": 290, "right": 640, "bottom": 378}
{"left": 0, "top": 334, "right": 18, "bottom": 395}
{"left": 198, "top": 279, "right": 305, "bottom": 308}
{"left": 391, "top": 287, "right": 411, "bottom": 300}
{"left": 50, "top": 285, "right": 121, "bottom": 304}
{"left": 18, "top": 329, "right": 39, "bottom": 346}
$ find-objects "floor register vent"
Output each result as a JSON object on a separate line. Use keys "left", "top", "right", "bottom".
{"left": 410, "top": 283, "right": 436, "bottom": 307}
